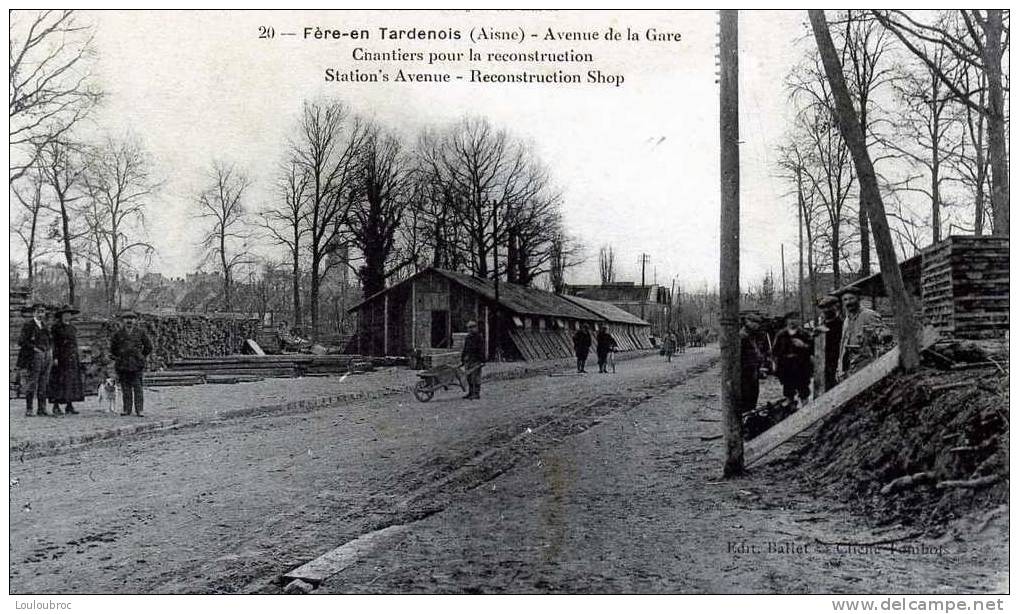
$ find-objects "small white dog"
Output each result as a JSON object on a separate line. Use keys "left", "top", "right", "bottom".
{"left": 97, "top": 377, "right": 121, "bottom": 413}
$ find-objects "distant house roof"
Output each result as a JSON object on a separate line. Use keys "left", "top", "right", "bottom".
{"left": 350, "top": 267, "right": 649, "bottom": 326}
{"left": 563, "top": 283, "right": 664, "bottom": 304}
{"left": 560, "top": 294, "right": 648, "bottom": 326}
{"left": 833, "top": 252, "right": 924, "bottom": 298}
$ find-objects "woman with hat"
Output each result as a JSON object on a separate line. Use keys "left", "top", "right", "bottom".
{"left": 47, "top": 304, "right": 85, "bottom": 415}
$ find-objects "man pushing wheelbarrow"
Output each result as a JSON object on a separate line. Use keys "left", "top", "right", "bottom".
{"left": 412, "top": 320, "right": 486, "bottom": 403}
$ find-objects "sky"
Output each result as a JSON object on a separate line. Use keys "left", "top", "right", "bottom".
{"left": 56, "top": 10, "right": 808, "bottom": 290}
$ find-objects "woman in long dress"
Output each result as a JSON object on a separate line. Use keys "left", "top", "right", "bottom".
{"left": 48, "top": 304, "right": 85, "bottom": 415}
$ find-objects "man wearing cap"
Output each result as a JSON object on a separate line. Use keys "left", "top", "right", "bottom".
{"left": 48, "top": 304, "right": 85, "bottom": 415}
{"left": 739, "top": 313, "right": 766, "bottom": 414}
{"left": 17, "top": 303, "right": 53, "bottom": 417}
{"left": 772, "top": 311, "right": 814, "bottom": 408}
{"left": 817, "top": 295, "right": 843, "bottom": 391}
{"left": 836, "top": 288, "right": 890, "bottom": 381}
{"left": 460, "top": 320, "right": 485, "bottom": 400}
{"left": 110, "top": 311, "right": 153, "bottom": 416}
{"left": 573, "top": 324, "right": 592, "bottom": 373}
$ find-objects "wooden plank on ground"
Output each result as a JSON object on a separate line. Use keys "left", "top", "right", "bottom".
{"left": 745, "top": 327, "right": 938, "bottom": 467}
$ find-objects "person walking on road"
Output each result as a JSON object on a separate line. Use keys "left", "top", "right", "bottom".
{"left": 573, "top": 324, "right": 592, "bottom": 373}
{"left": 662, "top": 331, "right": 677, "bottom": 362}
{"left": 48, "top": 304, "right": 85, "bottom": 415}
{"left": 110, "top": 310, "right": 153, "bottom": 417}
{"left": 460, "top": 320, "right": 485, "bottom": 400}
{"left": 772, "top": 311, "right": 814, "bottom": 408}
{"left": 18, "top": 303, "right": 53, "bottom": 417}
{"left": 596, "top": 326, "right": 616, "bottom": 373}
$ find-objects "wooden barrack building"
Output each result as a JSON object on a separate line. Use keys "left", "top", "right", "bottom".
{"left": 349, "top": 267, "right": 653, "bottom": 360}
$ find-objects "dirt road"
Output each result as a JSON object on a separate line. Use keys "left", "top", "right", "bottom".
{"left": 8, "top": 347, "right": 1006, "bottom": 594}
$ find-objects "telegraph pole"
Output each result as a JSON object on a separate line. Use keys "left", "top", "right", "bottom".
{"left": 638, "top": 253, "right": 651, "bottom": 320}
{"left": 492, "top": 199, "right": 501, "bottom": 361}
{"left": 781, "top": 243, "right": 787, "bottom": 311}
{"left": 798, "top": 190, "right": 806, "bottom": 320}
{"left": 718, "top": 9, "right": 743, "bottom": 477}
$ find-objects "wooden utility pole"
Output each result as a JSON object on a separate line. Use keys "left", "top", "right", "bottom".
{"left": 639, "top": 253, "right": 651, "bottom": 320}
{"left": 809, "top": 10, "right": 921, "bottom": 372}
{"left": 780, "top": 243, "right": 787, "bottom": 311}
{"left": 798, "top": 194, "right": 806, "bottom": 320}
{"left": 719, "top": 9, "right": 743, "bottom": 477}
{"left": 492, "top": 199, "right": 501, "bottom": 361}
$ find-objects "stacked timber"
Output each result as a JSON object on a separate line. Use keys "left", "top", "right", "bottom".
{"left": 922, "top": 236, "right": 1009, "bottom": 340}
{"left": 145, "top": 371, "right": 208, "bottom": 387}
{"left": 167, "top": 354, "right": 368, "bottom": 379}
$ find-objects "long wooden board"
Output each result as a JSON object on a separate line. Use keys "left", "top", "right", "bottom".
{"left": 745, "top": 327, "right": 938, "bottom": 467}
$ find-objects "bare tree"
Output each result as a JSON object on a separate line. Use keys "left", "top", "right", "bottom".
{"left": 345, "top": 120, "right": 415, "bottom": 298}
{"left": 10, "top": 167, "right": 51, "bottom": 284}
{"left": 786, "top": 61, "right": 857, "bottom": 287}
{"left": 810, "top": 9, "right": 921, "bottom": 372}
{"left": 949, "top": 64, "right": 992, "bottom": 235}
{"left": 261, "top": 159, "right": 310, "bottom": 326}
{"left": 195, "top": 160, "right": 253, "bottom": 312}
{"left": 834, "top": 10, "right": 897, "bottom": 275}
{"left": 425, "top": 117, "right": 550, "bottom": 281}
{"left": 9, "top": 10, "right": 102, "bottom": 182}
{"left": 79, "top": 135, "right": 157, "bottom": 313}
{"left": 411, "top": 128, "right": 472, "bottom": 271}
{"left": 599, "top": 244, "right": 615, "bottom": 284}
{"left": 290, "top": 100, "right": 366, "bottom": 337}
{"left": 38, "top": 138, "right": 88, "bottom": 304}
{"left": 503, "top": 175, "right": 562, "bottom": 285}
{"left": 777, "top": 140, "right": 821, "bottom": 306}
{"left": 873, "top": 9, "right": 1009, "bottom": 236}
{"left": 883, "top": 44, "right": 964, "bottom": 244}
{"left": 548, "top": 225, "right": 585, "bottom": 294}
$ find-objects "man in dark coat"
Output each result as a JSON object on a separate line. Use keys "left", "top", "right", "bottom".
{"left": 460, "top": 320, "right": 485, "bottom": 400}
{"left": 573, "top": 324, "right": 592, "bottom": 373}
{"left": 739, "top": 314, "right": 765, "bottom": 414}
{"left": 48, "top": 304, "right": 85, "bottom": 415}
{"left": 596, "top": 326, "right": 616, "bottom": 373}
{"left": 18, "top": 303, "right": 53, "bottom": 417}
{"left": 110, "top": 310, "right": 153, "bottom": 417}
{"left": 772, "top": 311, "right": 814, "bottom": 408}
{"left": 818, "top": 295, "right": 843, "bottom": 392}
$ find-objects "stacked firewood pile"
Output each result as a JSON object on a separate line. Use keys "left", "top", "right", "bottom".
{"left": 98, "top": 313, "right": 260, "bottom": 371}
{"left": 8, "top": 287, "right": 31, "bottom": 398}
{"left": 75, "top": 313, "right": 259, "bottom": 393}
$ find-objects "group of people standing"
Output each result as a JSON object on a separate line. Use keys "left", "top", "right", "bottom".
{"left": 739, "top": 285, "right": 891, "bottom": 413}
{"left": 17, "top": 304, "right": 153, "bottom": 417}
{"left": 18, "top": 303, "right": 84, "bottom": 416}
{"left": 572, "top": 325, "right": 617, "bottom": 374}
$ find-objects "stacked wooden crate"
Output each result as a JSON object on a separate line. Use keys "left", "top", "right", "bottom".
{"left": 921, "top": 236, "right": 1009, "bottom": 340}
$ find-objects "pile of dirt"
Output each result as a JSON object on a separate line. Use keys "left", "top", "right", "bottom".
{"left": 772, "top": 348, "right": 1008, "bottom": 529}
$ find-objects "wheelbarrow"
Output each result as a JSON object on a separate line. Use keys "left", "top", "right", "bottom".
{"left": 413, "top": 363, "right": 478, "bottom": 402}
